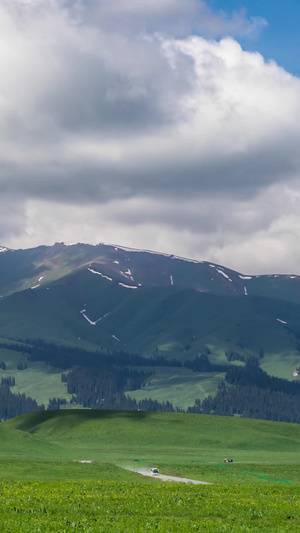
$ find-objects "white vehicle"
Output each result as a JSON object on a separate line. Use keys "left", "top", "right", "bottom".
{"left": 151, "top": 467, "right": 159, "bottom": 475}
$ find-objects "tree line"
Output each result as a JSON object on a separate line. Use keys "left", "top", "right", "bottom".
{"left": 188, "top": 382, "right": 300, "bottom": 424}
{"left": 1, "top": 338, "right": 300, "bottom": 424}
{"left": 0, "top": 382, "right": 44, "bottom": 420}
{"left": 61, "top": 365, "right": 151, "bottom": 409}
{"left": 0, "top": 339, "right": 228, "bottom": 372}
{"left": 0, "top": 340, "right": 182, "bottom": 369}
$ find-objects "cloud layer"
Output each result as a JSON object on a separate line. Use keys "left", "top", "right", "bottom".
{"left": 0, "top": 1, "right": 300, "bottom": 273}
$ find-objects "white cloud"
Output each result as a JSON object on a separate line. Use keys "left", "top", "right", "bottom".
{"left": 6, "top": 183, "right": 300, "bottom": 274}
{"left": 0, "top": 1, "right": 300, "bottom": 274}
{"left": 65, "top": 0, "right": 267, "bottom": 38}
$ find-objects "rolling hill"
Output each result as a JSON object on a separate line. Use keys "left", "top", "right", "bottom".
{"left": 5, "top": 409, "right": 300, "bottom": 464}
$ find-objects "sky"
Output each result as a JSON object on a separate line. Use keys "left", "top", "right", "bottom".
{"left": 1, "top": 0, "right": 300, "bottom": 274}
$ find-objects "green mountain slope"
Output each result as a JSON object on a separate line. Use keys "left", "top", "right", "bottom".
{"left": 0, "top": 268, "right": 299, "bottom": 362}
{"left": 0, "top": 242, "right": 299, "bottom": 303}
{"left": 0, "top": 242, "right": 299, "bottom": 412}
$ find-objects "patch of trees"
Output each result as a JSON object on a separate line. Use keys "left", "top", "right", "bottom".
{"left": 225, "top": 349, "right": 264, "bottom": 363}
{"left": 225, "top": 350, "right": 246, "bottom": 363}
{"left": 59, "top": 365, "right": 178, "bottom": 411}
{"left": 184, "top": 354, "right": 228, "bottom": 373}
{"left": 17, "top": 362, "right": 27, "bottom": 370}
{"left": 225, "top": 357, "right": 300, "bottom": 396}
{"left": 80, "top": 392, "right": 177, "bottom": 412}
{"left": 1, "top": 376, "right": 15, "bottom": 387}
{"left": 61, "top": 366, "right": 152, "bottom": 409}
{"left": 0, "top": 340, "right": 182, "bottom": 370}
{"left": 0, "top": 339, "right": 230, "bottom": 374}
{"left": 0, "top": 382, "right": 44, "bottom": 420}
{"left": 187, "top": 357, "right": 300, "bottom": 423}
{"left": 188, "top": 382, "right": 300, "bottom": 424}
{"left": 0, "top": 362, "right": 6, "bottom": 370}
{"left": 47, "top": 398, "right": 67, "bottom": 410}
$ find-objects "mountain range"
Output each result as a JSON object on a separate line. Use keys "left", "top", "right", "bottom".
{"left": 0, "top": 241, "right": 299, "bottom": 412}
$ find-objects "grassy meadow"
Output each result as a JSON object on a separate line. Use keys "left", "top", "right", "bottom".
{"left": 1, "top": 410, "right": 300, "bottom": 531}
{"left": 0, "top": 346, "right": 72, "bottom": 406}
{"left": 1, "top": 480, "right": 300, "bottom": 532}
{"left": 0, "top": 410, "right": 300, "bottom": 533}
{"left": 127, "top": 368, "right": 226, "bottom": 410}
{"left": 6, "top": 409, "right": 300, "bottom": 464}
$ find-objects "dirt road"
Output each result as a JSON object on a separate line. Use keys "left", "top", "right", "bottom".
{"left": 135, "top": 468, "right": 211, "bottom": 484}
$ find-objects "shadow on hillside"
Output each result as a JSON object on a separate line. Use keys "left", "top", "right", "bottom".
{"left": 65, "top": 409, "right": 151, "bottom": 420}
{"left": 8, "top": 409, "right": 153, "bottom": 432}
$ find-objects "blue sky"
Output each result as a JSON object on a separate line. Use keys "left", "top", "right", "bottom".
{"left": 209, "top": 0, "right": 300, "bottom": 74}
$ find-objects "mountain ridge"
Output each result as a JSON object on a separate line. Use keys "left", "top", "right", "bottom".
{"left": 0, "top": 241, "right": 299, "bottom": 304}
{"left": 0, "top": 241, "right": 298, "bottom": 362}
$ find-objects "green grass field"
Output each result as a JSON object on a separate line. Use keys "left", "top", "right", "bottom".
{"left": 0, "top": 347, "right": 72, "bottom": 406}
{"left": 1, "top": 410, "right": 300, "bottom": 531}
{"left": 0, "top": 480, "right": 299, "bottom": 532}
{"left": 127, "top": 368, "right": 225, "bottom": 410}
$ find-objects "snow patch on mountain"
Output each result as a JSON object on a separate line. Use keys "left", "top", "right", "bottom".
{"left": 244, "top": 286, "right": 248, "bottom": 296}
{"left": 88, "top": 268, "right": 112, "bottom": 281}
{"left": 0, "top": 247, "right": 7, "bottom": 253}
{"left": 119, "top": 269, "right": 134, "bottom": 281}
{"left": 118, "top": 283, "right": 138, "bottom": 289}
{"left": 124, "top": 268, "right": 134, "bottom": 281}
{"left": 112, "top": 335, "right": 120, "bottom": 341}
{"left": 170, "top": 275, "right": 174, "bottom": 286}
{"left": 276, "top": 318, "right": 287, "bottom": 325}
{"left": 239, "top": 275, "right": 252, "bottom": 280}
{"left": 82, "top": 311, "right": 111, "bottom": 325}
{"left": 216, "top": 269, "right": 232, "bottom": 281}
{"left": 82, "top": 314, "right": 96, "bottom": 325}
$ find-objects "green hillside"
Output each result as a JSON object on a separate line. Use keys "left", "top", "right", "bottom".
{"left": 0, "top": 242, "right": 299, "bottom": 416}
{"left": 0, "top": 269, "right": 299, "bottom": 413}
{"left": 0, "top": 242, "right": 299, "bottom": 364}
{"left": 5, "top": 409, "right": 300, "bottom": 465}
{"left": 0, "top": 420, "right": 61, "bottom": 458}
{"left": 0, "top": 269, "right": 299, "bottom": 361}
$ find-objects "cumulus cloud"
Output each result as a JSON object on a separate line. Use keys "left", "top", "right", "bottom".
{"left": 0, "top": 1, "right": 300, "bottom": 273}
{"left": 60, "top": 0, "right": 267, "bottom": 39}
